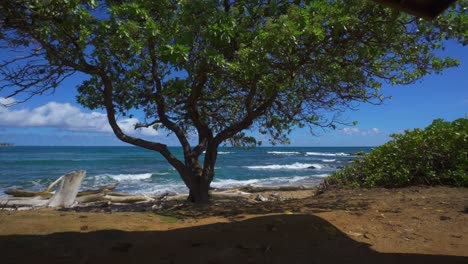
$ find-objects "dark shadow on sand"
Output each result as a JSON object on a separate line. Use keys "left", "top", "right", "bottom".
{"left": 1, "top": 214, "right": 466, "bottom": 264}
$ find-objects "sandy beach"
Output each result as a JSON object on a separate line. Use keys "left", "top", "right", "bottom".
{"left": 1, "top": 186, "right": 467, "bottom": 264}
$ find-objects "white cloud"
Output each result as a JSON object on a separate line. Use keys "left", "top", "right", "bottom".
{"left": 341, "top": 127, "right": 382, "bottom": 136}
{"left": 342, "top": 127, "right": 360, "bottom": 135}
{"left": 0, "top": 97, "right": 17, "bottom": 107}
{"left": 0, "top": 101, "right": 159, "bottom": 137}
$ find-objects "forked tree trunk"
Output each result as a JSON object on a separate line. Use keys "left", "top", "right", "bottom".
{"left": 187, "top": 178, "right": 211, "bottom": 204}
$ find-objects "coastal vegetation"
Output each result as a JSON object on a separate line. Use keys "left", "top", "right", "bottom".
{"left": 0, "top": 142, "right": 14, "bottom": 147}
{"left": 1, "top": 0, "right": 467, "bottom": 203}
{"left": 328, "top": 118, "right": 468, "bottom": 188}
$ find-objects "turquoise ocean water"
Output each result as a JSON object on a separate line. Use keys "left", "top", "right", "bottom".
{"left": 0, "top": 146, "right": 371, "bottom": 197}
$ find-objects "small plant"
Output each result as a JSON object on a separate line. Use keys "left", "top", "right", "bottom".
{"left": 328, "top": 118, "right": 468, "bottom": 188}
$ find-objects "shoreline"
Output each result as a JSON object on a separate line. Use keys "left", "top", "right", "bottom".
{"left": 0, "top": 146, "right": 364, "bottom": 198}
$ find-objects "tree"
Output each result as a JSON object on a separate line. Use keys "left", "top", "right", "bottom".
{"left": 0, "top": 0, "right": 466, "bottom": 203}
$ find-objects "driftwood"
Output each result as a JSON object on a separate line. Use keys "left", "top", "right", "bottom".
{"left": 1, "top": 171, "right": 156, "bottom": 209}
{"left": 75, "top": 192, "right": 153, "bottom": 204}
{"left": 104, "top": 195, "right": 151, "bottom": 203}
{"left": 77, "top": 183, "right": 118, "bottom": 196}
{"left": 0, "top": 196, "right": 49, "bottom": 208}
{"left": 238, "top": 185, "right": 312, "bottom": 193}
{"left": 2, "top": 171, "right": 85, "bottom": 209}
{"left": 48, "top": 170, "right": 86, "bottom": 208}
{"left": 4, "top": 189, "right": 52, "bottom": 198}
{"left": 45, "top": 175, "right": 64, "bottom": 192}
{"left": 4, "top": 183, "right": 118, "bottom": 199}
{"left": 75, "top": 193, "right": 105, "bottom": 203}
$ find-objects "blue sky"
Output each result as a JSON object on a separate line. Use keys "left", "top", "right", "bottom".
{"left": 0, "top": 41, "right": 467, "bottom": 147}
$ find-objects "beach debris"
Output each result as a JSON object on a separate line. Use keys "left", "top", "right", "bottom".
{"left": 255, "top": 194, "right": 269, "bottom": 202}
{"left": 269, "top": 192, "right": 285, "bottom": 201}
{"left": 45, "top": 175, "right": 65, "bottom": 192}
{"left": 4, "top": 189, "right": 52, "bottom": 198}
{"left": 0, "top": 196, "right": 49, "bottom": 208}
{"left": 1, "top": 171, "right": 157, "bottom": 210}
{"left": 103, "top": 194, "right": 152, "bottom": 204}
{"left": 77, "top": 183, "right": 118, "bottom": 196}
{"left": 1, "top": 171, "right": 86, "bottom": 209}
{"left": 48, "top": 170, "right": 86, "bottom": 208}
{"left": 75, "top": 193, "right": 106, "bottom": 204}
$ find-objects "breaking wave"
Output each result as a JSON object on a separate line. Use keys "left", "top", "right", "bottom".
{"left": 244, "top": 162, "right": 323, "bottom": 170}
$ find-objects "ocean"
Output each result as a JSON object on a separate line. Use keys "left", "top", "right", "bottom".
{"left": 0, "top": 146, "right": 370, "bottom": 197}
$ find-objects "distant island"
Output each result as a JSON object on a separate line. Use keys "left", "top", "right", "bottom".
{"left": 0, "top": 142, "right": 14, "bottom": 147}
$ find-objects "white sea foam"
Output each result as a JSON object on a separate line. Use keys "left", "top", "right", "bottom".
{"left": 267, "top": 151, "right": 301, "bottom": 155}
{"left": 305, "top": 152, "right": 349, "bottom": 157}
{"left": 321, "top": 159, "right": 336, "bottom": 162}
{"left": 100, "top": 173, "right": 153, "bottom": 181}
{"left": 244, "top": 162, "right": 323, "bottom": 170}
{"left": 211, "top": 179, "right": 260, "bottom": 188}
{"left": 154, "top": 172, "right": 170, "bottom": 175}
{"left": 211, "top": 174, "right": 329, "bottom": 189}
{"left": 218, "top": 152, "right": 234, "bottom": 155}
{"left": 135, "top": 183, "right": 188, "bottom": 195}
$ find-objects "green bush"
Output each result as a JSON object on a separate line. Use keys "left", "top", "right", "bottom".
{"left": 328, "top": 118, "right": 468, "bottom": 187}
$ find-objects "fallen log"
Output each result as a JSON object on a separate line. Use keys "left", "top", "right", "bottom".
{"left": 104, "top": 194, "right": 152, "bottom": 203}
{"left": 75, "top": 193, "right": 106, "bottom": 203}
{"left": 4, "top": 189, "right": 52, "bottom": 198}
{"left": 5, "top": 183, "right": 119, "bottom": 198}
{"left": 106, "top": 192, "right": 136, "bottom": 197}
{"left": 0, "top": 196, "right": 49, "bottom": 208}
{"left": 77, "top": 183, "right": 119, "bottom": 196}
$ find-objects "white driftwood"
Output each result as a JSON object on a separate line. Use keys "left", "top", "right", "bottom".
{"left": 47, "top": 170, "right": 86, "bottom": 208}
{"left": 103, "top": 194, "right": 152, "bottom": 203}
{"left": 45, "top": 175, "right": 64, "bottom": 192}
{"left": 75, "top": 193, "right": 105, "bottom": 203}
{"left": 77, "top": 183, "right": 118, "bottom": 196}
{"left": 0, "top": 196, "right": 49, "bottom": 208}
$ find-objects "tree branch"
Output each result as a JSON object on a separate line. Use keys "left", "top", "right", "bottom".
{"left": 134, "top": 120, "right": 161, "bottom": 129}
{"left": 214, "top": 93, "right": 277, "bottom": 145}
{"left": 146, "top": 38, "right": 193, "bottom": 161}
{"left": 100, "top": 73, "right": 188, "bottom": 183}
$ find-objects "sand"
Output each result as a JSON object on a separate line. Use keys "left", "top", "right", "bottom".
{"left": 0, "top": 186, "right": 467, "bottom": 263}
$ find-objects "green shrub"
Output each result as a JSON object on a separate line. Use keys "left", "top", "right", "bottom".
{"left": 328, "top": 118, "right": 468, "bottom": 187}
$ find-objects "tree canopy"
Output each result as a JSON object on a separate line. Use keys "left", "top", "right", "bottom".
{"left": 1, "top": 0, "right": 467, "bottom": 202}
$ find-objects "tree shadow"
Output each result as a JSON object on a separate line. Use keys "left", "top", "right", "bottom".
{"left": 1, "top": 214, "right": 466, "bottom": 264}
{"left": 66, "top": 193, "right": 374, "bottom": 219}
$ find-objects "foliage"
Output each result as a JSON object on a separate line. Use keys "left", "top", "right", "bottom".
{"left": 328, "top": 118, "right": 468, "bottom": 187}
{"left": 1, "top": 0, "right": 467, "bottom": 201}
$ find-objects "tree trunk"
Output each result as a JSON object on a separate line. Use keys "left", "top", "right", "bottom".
{"left": 187, "top": 177, "right": 211, "bottom": 204}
